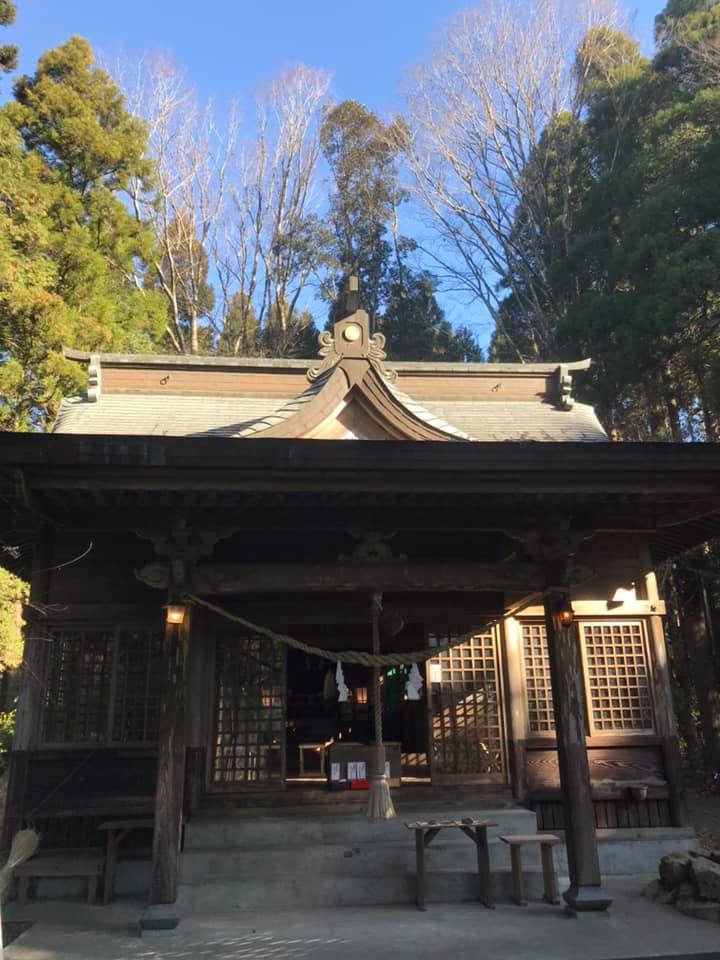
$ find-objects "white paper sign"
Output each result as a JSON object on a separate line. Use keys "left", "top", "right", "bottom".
{"left": 384, "top": 761, "right": 391, "bottom": 778}
{"left": 330, "top": 762, "right": 341, "bottom": 781}
{"left": 356, "top": 761, "right": 366, "bottom": 779}
{"left": 347, "top": 762, "right": 358, "bottom": 780}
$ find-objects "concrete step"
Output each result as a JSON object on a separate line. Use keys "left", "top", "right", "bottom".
{"left": 181, "top": 836, "right": 538, "bottom": 883}
{"left": 178, "top": 868, "right": 546, "bottom": 912}
{"left": 184, "top": 808, "right": 538, "bottom": 850}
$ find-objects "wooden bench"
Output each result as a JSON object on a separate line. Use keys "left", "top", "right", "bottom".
{"left": 14, "top": 851, "right": 104, "bottom": 904}
{"left": 500, "top": 834, "right": 561, "bottom": 906}
{"left": 405, "top": 818, "right": 498, "bottom": 911}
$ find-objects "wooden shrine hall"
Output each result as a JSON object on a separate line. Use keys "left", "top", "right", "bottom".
{"left": 2, "top": 296, "right": 720, "bottom": 918}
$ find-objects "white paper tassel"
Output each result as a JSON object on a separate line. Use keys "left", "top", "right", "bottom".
{"left": 336, "top": 661, "right": 349, "bottom": 702}
{"left": 405, "top": 663, "right": 424, "bottom": 701}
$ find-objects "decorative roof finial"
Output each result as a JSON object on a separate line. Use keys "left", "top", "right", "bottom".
{"left": 307, "top": 273, "right": 397, "bottom": 383}
{"left": 343, "top": 274, "right": 360, "bottom": 316}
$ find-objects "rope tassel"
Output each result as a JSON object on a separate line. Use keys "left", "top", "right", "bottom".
{"left": 367, "top": 592, "right": 396, "bottom": 820}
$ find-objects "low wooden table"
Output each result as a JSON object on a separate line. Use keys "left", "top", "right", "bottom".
{"left": 298, "top": 742, "right": 328, "bottom": 778}
{"left": 98, "top": 818, "right": 154, "bottom": 904}
{"left": 404, "top": 819, "right": 498, "bottom": 911}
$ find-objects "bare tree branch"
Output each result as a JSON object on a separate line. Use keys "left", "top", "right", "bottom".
{"left": 405, "top": 0, "right": 622, "bottom": 360}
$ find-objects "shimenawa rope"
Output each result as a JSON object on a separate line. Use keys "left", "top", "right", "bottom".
{"left": 185, "top": 594, "right": 491, "bottom": 667}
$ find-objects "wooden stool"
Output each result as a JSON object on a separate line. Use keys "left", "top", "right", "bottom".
{"left": 500, "top": 834, "right": 561, "bottom": 906}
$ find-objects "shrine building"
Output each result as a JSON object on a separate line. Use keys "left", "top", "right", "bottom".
{"left": 2, "top": 298, "right": 720, "bottom": 921}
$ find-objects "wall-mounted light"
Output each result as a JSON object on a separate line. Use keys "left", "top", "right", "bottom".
{"left": 556, "top": 596, "right": 575, "bottom": 628}
{"left": 166, "top": 604, "right": 187, "bottom": 625}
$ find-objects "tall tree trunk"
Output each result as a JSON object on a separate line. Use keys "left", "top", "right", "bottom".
{"left": 665, "top": 578, "right": 702, "bottom": 768}
{"left": 662, "top": 369, "right": 684, "bottom": 442}
{"left": 677, "top": 571, "right": 720, "bottom": 769}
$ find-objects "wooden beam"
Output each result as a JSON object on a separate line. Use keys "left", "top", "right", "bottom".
{"left": 544, "top": 593, "right": 611, "bottom": 912}
{"left": 188, "top": 561, "right": 551, "bottom": 594}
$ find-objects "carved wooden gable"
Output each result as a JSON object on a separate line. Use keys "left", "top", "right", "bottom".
{"left": 237, "top": 310, "right": 470, "bottom": 442}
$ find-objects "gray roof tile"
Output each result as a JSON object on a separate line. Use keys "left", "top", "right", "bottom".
{"left": 53, "top": 392, "right": 607, "bottom": 442}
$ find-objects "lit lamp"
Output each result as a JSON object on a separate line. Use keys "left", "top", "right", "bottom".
{"left": 554, "top": 596, "right": 575, "bottom": 629}
{"left": 166, "top": 604, "right": 187, "bottom": 625}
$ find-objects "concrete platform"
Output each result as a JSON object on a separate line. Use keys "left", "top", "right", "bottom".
{"left": 5, "top": 877, "right": 720, "bottom": 960}
{"left": 180, "top": 807, "right": 543, "bottom": 911}
{"left": 20, "top": 811, "right": 700, "bottom": 906}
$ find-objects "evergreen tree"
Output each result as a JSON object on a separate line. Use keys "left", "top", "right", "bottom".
{"left": 0, "top": 37, "right": 165, "bottom": 429}
{"left": 321, "top": 100, "right": 406, "bottom": 327}
{"left": 380, "top": 271, "right": 483, "bottom": 362}
{"left": 321, "top": 99, "right": 482, "bottom": 362}
{"left": 0, "top": 0, "right": 17, "bottom": 79}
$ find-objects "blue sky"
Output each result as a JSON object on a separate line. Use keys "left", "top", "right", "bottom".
{"left": 5, "top": 0, "right": 666, "bottom": 345}
{"left": 9, "top": 1, "right": 662, "bottom": 115}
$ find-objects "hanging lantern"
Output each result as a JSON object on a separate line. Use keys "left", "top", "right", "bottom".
{"left": 165, "top": 604, "right": 186, "bottom": 625}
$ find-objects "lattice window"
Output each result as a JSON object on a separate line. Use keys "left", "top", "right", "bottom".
{"left": 213, "top": 634, "right": 285, "bottom": 785}
{"left": 112, "top": 629, "right": 163, "bottom": 743}
{"left": 522, "top": 622, "right": 555, "bottom": 733}
{"left": 427, "top": 631, "right": 505, "bottom": 778}
{"left": 42, "top": 627, "right": 162, "bottom": 745}
{"left": 582, "top": 622, "right": 653, "bottom": 732}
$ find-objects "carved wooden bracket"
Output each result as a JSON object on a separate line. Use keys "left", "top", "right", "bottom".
{"left": 339, "top": 530, "right": 407, "bottom": 564}
{"left": 134, "top": 516, "right": 237, "bottom": 591}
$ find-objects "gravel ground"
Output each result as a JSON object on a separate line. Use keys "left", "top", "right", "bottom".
{"left": 686, "top": 788, "right": 720, "bottom": 852}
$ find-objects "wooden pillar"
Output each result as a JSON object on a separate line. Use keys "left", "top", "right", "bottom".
{"left": 643, "top": 565, "right": 689, "bottom": 827}
{"left": 3, "top": 526, "right": 53, "bottom": 847}
{"left": 544, "top": 592, "right": 611, "bottom": 912}
{"left": 501, "top": 617, "right": 528, "bottom": 803}
{"left": 184, "top": 610, "right": 208, "bottom": 817}
{"left": 150, "top": 606, "right": 188, "bottom": 908}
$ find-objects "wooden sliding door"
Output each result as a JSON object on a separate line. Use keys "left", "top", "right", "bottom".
{"left": 210, "top": 633, "right": 286, "bottom": 788}
{"left": 427, "top": 630, "right": 506, "bottom": 784}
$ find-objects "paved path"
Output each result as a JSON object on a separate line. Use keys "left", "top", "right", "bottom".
{"left": 4, "top": 878, "right": 719, "bottom": 960}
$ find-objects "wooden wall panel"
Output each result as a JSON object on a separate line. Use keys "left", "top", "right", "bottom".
{"left": 395, "top": 373, "right": 551, "bottom": 401}
{"left": 534, "top": 798, "right": 672, "bottom": 831}
{"left": 100, "top": 365, "right": 552, "bottom": 402}
{"left": 22, "top": 748, "right": 157, "bottom": 815}
{"left": 102, "top": 367, "right": 309, "bottom": 397}
{"left": 526, "top": 745, "right": 666, "bottom": 790}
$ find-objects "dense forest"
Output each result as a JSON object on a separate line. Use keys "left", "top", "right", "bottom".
{"left": 1, "top": 0, "right": 720, "bottom": 771}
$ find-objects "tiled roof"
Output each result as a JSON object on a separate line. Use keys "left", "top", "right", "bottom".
{"left": 53, "top": 392, "right": 607, "bottom": 442}
{"left": 421, "top": 400, "right": 607, "bottom": 442}
{"left": 53, "top": 395, "right": 282, "bottom": 437}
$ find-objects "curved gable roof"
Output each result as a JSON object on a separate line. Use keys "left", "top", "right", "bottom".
{"left": 54, "top": 314, "right": 607, "bottom": 442}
